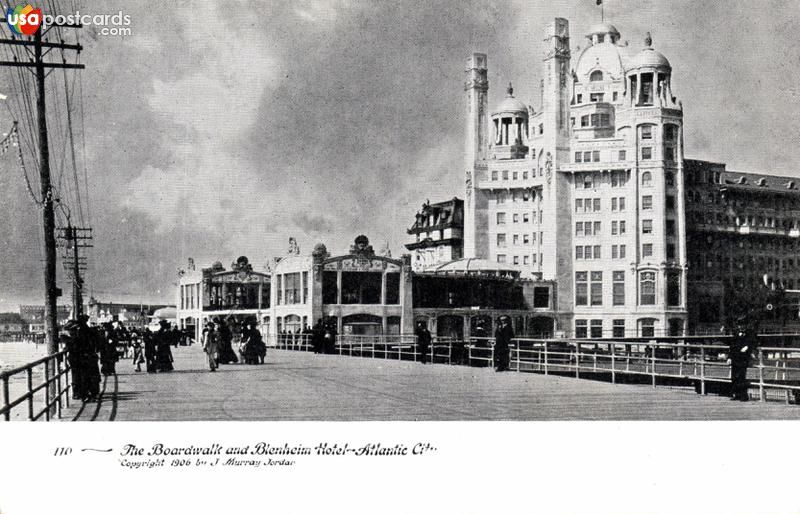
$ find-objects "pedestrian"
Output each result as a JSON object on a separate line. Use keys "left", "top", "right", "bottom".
{"left": 729, "top": 316, "right": 755, "bottom": 401}
{"left": 62, "top": 320, "right": 85, "bottom": 400}
{"left": 323, "top": 322, "right": 337, "bottom": 355}
{"left": 77, "top": 315, "right": 101, "bottom": 401}
{"left": 415, "top": 321, "right": 432, "bottom": 364}
{"left": 99, "top": 322, "right": 119, "bottom": 376}
{"left": 155, "top": 320, "right": 174, "bottom": 372}
{"left": 217, "top": 320, "right": 238, "bottom": 364}
{"left": 202, "top": 322, "right": 220, "bottom": 372}
{"left": 143, "top": 328, "right": 157, "bottom": 373}
{"left": 130, "top": 330, "right": 144, "bottom": 372}
{"left": 312, "top": 320, "right": 324, "bottom": 354}
{"left": 241, "top": 321, "right": 264, "bottom": 364}
{"left": 494, "top": 315, "right": 514, "bottom": 372}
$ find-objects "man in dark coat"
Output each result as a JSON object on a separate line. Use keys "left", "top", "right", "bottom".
{"left": 155, "top": 320, "right": 174, "bottom": 372}
{"left": 494, "top": 316, "right": 514, "bottom": 372}
{"left": 729, "top": 316, "right": 755, "bottom": 401}
{"left": 74, "top": 315, "right": 101, "bottom": 400}
{"left": 415, "top": 321, "right": 432, "bottom": 364}
{"left": 99, "top": 322, "right": 119, "bottom": 376}
{"left": 63, "top": 320, "right": 84, "bottom": 400}
{"left": 217, "top": 320, "right": 238, "bottom": 364}
{"left": 323, "top": 322, "right": 337, "bottom": 355}
{"left": 143, "top": 327, "right": 157, "bottom": 373}
{"left": 311, "top": 320, "right": 325, "bottom": 354}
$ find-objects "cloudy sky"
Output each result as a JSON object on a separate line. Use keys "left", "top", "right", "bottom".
{"left": 0, "top": 0, "right": 798, "bottom": 309}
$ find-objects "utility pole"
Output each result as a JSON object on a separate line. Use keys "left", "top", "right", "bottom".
{"left": 0, "top": 17, "right": 85, "bottom": 416}
{"left": 59, "top": 225, "right": 92, "bottom": 318}
{"left": 0, "top": 19, "right": 85, "bottom": 357}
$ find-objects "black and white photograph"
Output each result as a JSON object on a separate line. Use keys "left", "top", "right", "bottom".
{"left": 1, "top": 0, "right": 800, "bottom": 512}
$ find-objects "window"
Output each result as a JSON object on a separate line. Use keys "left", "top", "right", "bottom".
{"left": 584, "top": 222, "right": 592, "bottom": 236}
{"left": 277, "top": 275, "right": 283, "bottom": 305}
{"left": 593, "top": 221, "right": 601, "bottom": 234}
{"left": 640, "top": 318, "right": 656, "bottom": 338}
{"left": 523, "top": 171, "right": 529, "bottom": 180}
{"left": 593, "top": 198, "right": 601, "bottom": 211}
{"left": 665, "top": 147, "right": 675, "bottom": 161}
{"left": 642, "top": 243, "right": 653, "bottom": 257}
{"left": 584, "top": 245, "right": 593, "bottom": 259}
{"left": 523, "top": 255, "right": 530, "bottom": 265}
{"left": 502, "top": 170, "right": 509, "bottom": 180}
{"left": 613, "top": 319, "right": 625, "bottom": 338}
{"left": 590, "top": 320, "right": 603, "bottom": 338}
{"left": 590, "top": 92, "right": 604, "bottom": 103}
{"left": 497, "top": 254, "right": 507, "bottom": 264}
{"left": 619, "top": 150, "right": 627, "bottom": 161}
{"left": 612, "top": 245, "right": 618, "bottom": 258}
{"left": 611, "top": 198, "right": 617, "bottom": 211}
{"left": 583, "top": 151, "right": 592, "bottom": 164}
{"left": 619, "top": 244, "right": 626, "bottom": 258}
{"left": 642, "top": 172, "right": 652, "bottom": 187}
{"left": 592, "top": 151, "right": 600, "bottom": 162}
{"left": 513, "top": 256, "right": 520, "bottom": 265}
{"left": 641, "top": 125, "right": 653, "bottom": 140}
{"left": 619, "top": 221, "right": 626, "bottom": 234}
{"left": 302, "top": 271, "right": 309, "bottom": 304}
{"left": 576, "top": 246, "right": 584, "bottom": 259}
{"left": 523, "top": 234, "right": 530, "bottom": 244}
{"left": 590, "top": 70, "right": 604, "bottom": 82}
{"left": 497, "top": 213, "right": 506, "bottom": 224}
{"left": 666, "top": 243, "right": 676, "bottom": 260}
{"left": 642, "top": 195, "right": 653, "bottom": 210}
{"left": 640, "top": 271, "right": 656, "bottom": 305}
{"left": 613, "top": 271, "right": 625, "bottom": 306}
{"left": 611, "top": 171, "right": 626, "bottom": 187}
{"left": 575, "top": 199, "right": 583, "bottom": 212}
{"left": 665, "top": 125, "right": 676, "bottom": 141}
{"left": 581, "top": 115, "right": 589, "bottom": 127}
{"left": 577, "top": 94, "right": 584, "bottom": 104}
{"left": 491, "top": 170, "right": 498, "bottom": 181}
{"left": 513, "top": 171, "right": 518, "bottom": 180}
{"left": 584, "top": 173, "right": 594, "bottom": 189}
{"left": 641, "top": 147, "right": 652, "bottom": 160}
{"left": 576, "top": 222, "right": 584, "bottom": 237}
{"left": 612, "top": 221, "right": 618, "bottom": 235}
{"left": 642, "top": 220, "right": 653, "bottom": 234}
{"left": 666, "top": 195, "right": 675, "bottom": 210}
{"left": 497, "top": 234, "right": 506, "bottom": 247}
{"left": 575, "top": 319, "right": 588, "bottom": 338}
{"left": 593, "top": 245, "right": 601, "bottom": 259}
{"left": 575, "top": 152, "right": 582, "bottom": 163}
{"left": 513, "top": 213, "right": 519, "bottom": 223}
{"left": 497, "top": 192, "right": 506, "bottom": 204}
{"left": 613, "top": 91, "right": 618, "bottom": 101}
{"left": 666, "top": 172, "right": 675, "bottom": 186}
{"left": 590, "top": 271, "right": 603, "bottom": 306}
{"left": 666, "top": 219, "right": 675, "bottom": 236}
{"left": 386, "top": 273, "right": 400, "bottom": 304}
{"left": 619, "top": 197, "right": 626, "bottom": 211}
{"left": 513, "top": 234, "right": 519, "bottom": 245}
{"left": 575, "top": 272, "right": 588, "bottom": 306}
{"left": 533, "top": 287, "right": 549, "bottom": 308}
{"left": 523, "top": 213, "right": 530, "bottom": 223}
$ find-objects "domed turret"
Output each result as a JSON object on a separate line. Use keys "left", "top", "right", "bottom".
{"left": 490, "top": 83, "right": 529, "bottom": 159}
{"left": 625, "top": 32, "right": 678, "bottom": 108}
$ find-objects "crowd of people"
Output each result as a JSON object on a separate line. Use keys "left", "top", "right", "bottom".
{"left": 201, "top": 318, "right": 266, "bottom": 372}
{"left": 61, "top": 316, "right": 184, "bottom": 401}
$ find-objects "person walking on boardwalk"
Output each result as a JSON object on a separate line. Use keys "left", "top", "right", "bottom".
{"left": 143, "top": 328, "right": 157, "bottom": 373}
{"left": 99, "top": 322, "right": 119, "bottom": 376}
{"left": 312, "top": 320, "right": 324, "bottom": 354}
{"left": 415, "top": 321, "right": 432, "bottom": 364}
{"left": 323, "top": 321, "right": 337, "bottom": 355}
{"left": 728, "top": 316, "right": 755, "bottom": 401}
{"left": 62, "top": 320, "right": 85, "bottom": 400}
{"left": 241, "top": 321, "right": 265, "bottom": 364}
{"left": 155, "top": 320, "right": 174, "bottom": 372}
{"left": 78, "top": 315, "right": 101, "bottom": 401}
{"left": 217, "top": 319, "right": 238, "bottom": 364}
{"left": 130, "top": 330, "right": 144, "bottom": 372}
{"left": 494, "top": 316, "right": 513, "bottom": 372}
{"left": 202, "top": 322, "right": 220, "bottom": 372}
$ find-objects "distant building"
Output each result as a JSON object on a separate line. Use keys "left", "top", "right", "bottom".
{"left": 0, "top": 313, "right": 27, "bottom": 333}
{"left": 19, "top": 305, "right": 72, "bottom": 333}
{"left": 85, "top": 297, "right": 170, "bottom": 330}
{"left": 406, "top": 198, "right": 464, "bottom": 272}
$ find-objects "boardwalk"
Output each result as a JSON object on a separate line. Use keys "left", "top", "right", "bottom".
{"left": 66, "top": 344, "right": 800, "bottom": 421}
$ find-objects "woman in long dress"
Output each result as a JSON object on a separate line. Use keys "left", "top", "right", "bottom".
{"left": 202, "top": 322, "right": 220, "bottom": 372}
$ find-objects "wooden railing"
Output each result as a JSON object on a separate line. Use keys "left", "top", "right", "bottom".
{"left": 0, "top": 350, "right": 72, "bottom": 421}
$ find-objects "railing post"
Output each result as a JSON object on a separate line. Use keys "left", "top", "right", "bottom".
{"left": 700, "top": 346, "right": 706, "bottom": 395}
{"left": 64, "top": 354, "right": 70, "bottom": 409}
{"left": 26, "top": 368, "right": 34, "bottom": 421}
{"left": 516, "top": 341, "right": 520, "bottom": 373}
{"left": 543, "top": 342, "right": 549, "bottom": 375}
{"left": 56, "top": 356, "right": 62, "bottom": 419}
{"left": 2, "top": 376, "right": 9, "bottom": 421}
{"left": 651, "top": 342, "right": 656, "bottom": 388}
{"left": 575, "top": 343, "right": 580, "bottom": 379}
{"left": 610, "top": 343, "right": 616, "bottom": 384}
{"left": 758, "top": 348, "right": 765, "bottom": 402}
{"left": 490, "top": 342, "right": 495, "bottom": 369}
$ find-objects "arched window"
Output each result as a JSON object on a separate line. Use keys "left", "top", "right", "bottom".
{"left": 641, "top": 171, "right": 652, "bottom": 187}
{"left": 640, "top": 272, "right": 656, "bottom": 305}
{"left": 590, "top": 70, "right": 604, "bottom": 82}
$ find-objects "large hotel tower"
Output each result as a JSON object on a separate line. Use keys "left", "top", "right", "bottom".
{"left": 464, "top": 19, "right": 687, "bottom": 337}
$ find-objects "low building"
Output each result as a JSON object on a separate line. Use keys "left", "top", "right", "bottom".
{"left": 19, "top": 305, "right": 72, "bottom": 332}
{"left": 85, "top": 298, "right": 169, "bottom": 330}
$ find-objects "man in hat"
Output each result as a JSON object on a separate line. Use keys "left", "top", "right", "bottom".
{"left": 494, "top": 316, "right": 514, "bottom": 372}
{"left": 728, "top": 316, "right": 756, "bottom": 401}
{"left": 62, "top": 320, "right": 85, "bottom": 400}
{"left": 76, "top": 315, "right": 100, "bottom": 401}
{"left": 415, "top": 321, "right": 432, "bottom": 364}
{"left": 155, "top": 320, "right": 174, "bottom": 372}
{"left": 202, "top": 321, "right": 219, "bottom": 372}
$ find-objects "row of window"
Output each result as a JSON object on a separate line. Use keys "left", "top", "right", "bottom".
{"left": 491, "top": 169, "right": 542, "bottom": 181}
{"left": 276, "top": 272, "right": 309, "bottom": 305}
{"left": 572, "top": 146, "right": 676, "bottom": 164}
{"left": 574, "top": 243, "right": 677, "bottom": 260}
{"left": 575, "top": 318, "right": 666, "bottom": 338}
{"left": 494, "top": 189, "right": 541, "bottom": 203}
{"left": 496, "top": 232, "right": 542, "bottom": 246}
{"left": 575, "top": 270, "right": 681, "bottom": 307}
{"left": 575, "top": 171, "right": 675, "bottom": 190}
{"left": 497, "top": 254, "right": 542, "bottom": 266}
{"left": 496, "top": 212, "right": 543, "bottom": 224}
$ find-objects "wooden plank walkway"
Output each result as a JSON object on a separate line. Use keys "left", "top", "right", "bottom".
{"left": 65, "top": 344, "right": 800, "bottom": 421}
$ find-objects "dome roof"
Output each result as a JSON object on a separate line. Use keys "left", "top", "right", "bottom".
{"left": 628, "top": 46, "right": 671, "bottom": 70}
{"left": 433, "top": 258, "right": 520, "bottom": 277}
{"left": 574, "top": 40, "right": 629, "bottom": 81}
{"left": 492, "top": 83, "right": 528, "bottom": 116}
{"left": 586, "top": 22, "right": 620, "bottom": 38}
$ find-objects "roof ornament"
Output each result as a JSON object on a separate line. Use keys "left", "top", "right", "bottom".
{"left": 644, "top": 32, "right": 652, "bottom": 47}
{"left": 506, "top": 82, "right": 514, "bottom": 97}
